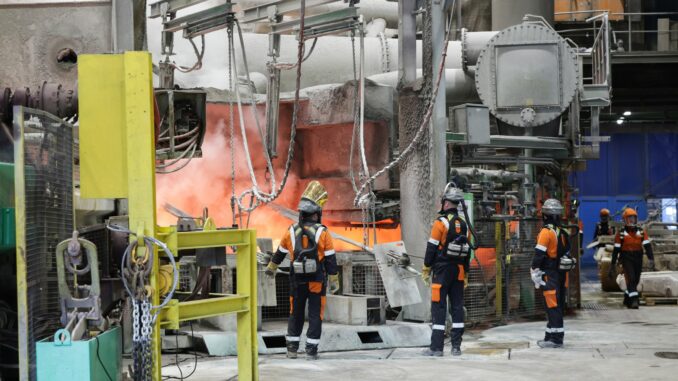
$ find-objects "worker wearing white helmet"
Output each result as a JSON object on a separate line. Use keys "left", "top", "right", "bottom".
{"left": 421, "top": 183, "right": 472, "bottom": 357}
{"left": 530, "top": 198, "right": 575, "bottom": 348}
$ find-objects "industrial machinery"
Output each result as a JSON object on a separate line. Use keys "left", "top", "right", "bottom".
{"left": 1, "top": 0, "right": 621, "bottom": 379}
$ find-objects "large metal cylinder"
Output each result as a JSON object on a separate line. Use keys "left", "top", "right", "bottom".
{"left": 367, "top": 69, "right": 478, "bottom": 104}
{"left": 491, "top": 0, "right": 554, "bottom": 30}
{"left": 475, "top": 22, "right": 578, "bottom": 129}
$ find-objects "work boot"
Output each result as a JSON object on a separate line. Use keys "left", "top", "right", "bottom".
{"left": 305, "top": 344, "right": 319, "bottom": 360}
{"left": 451, "top": 347, "right": 462, "bottom": 356}
{"left": 630, "top": 298, "right": 640, "bottom": 309}
{"left": 286, "top": 343, "right": 299, "bottom": 359}
{"left": 623, "top": 294, "right": 630, "bottom": 307}
{"left": 537, "top": 340, "right": 563, "bottom": 349}
{"left": 422, "top": 348, "right": 443, "bottom": 357}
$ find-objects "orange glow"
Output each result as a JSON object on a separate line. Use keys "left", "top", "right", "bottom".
{"left": 156, "top": 103, "right": 401, "bottom": 253}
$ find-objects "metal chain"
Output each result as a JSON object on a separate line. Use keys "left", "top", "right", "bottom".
{"left": 353, "top": 15, "right": 455, "bottom": 207}
{"left": 348, "top": 29, "right": 360, "bottom": 193}
{"left": 142, "top": 300, "right": 152, "bottom": 381}
{"left": 227, "top": 24, "right": 238, "bottom": 226}
{"left": 229, "top": 4, "right": 307, "bottom": 212}
{"left": 378, "top": 32, "right": 391, "bottom": 73}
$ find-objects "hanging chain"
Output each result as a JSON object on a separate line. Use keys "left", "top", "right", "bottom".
{"left": 227, "top": 23, "right": 238, "bottom": 227}
{"left": 378, "top": 32, "right": 391, "bottom": 73}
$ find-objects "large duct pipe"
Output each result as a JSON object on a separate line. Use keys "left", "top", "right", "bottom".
{"left": 491, "top": 0, "right": 554, "bottom": 30}
{"left": 367, "top": 69, "right": 478, "bottom": 104}
{"left": 236, "top": 32, "right": 495, "bottom": 92}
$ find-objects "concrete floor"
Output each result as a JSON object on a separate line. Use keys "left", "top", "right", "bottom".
{"left": 160, "top": 269, "right": 678, "bottom": 380}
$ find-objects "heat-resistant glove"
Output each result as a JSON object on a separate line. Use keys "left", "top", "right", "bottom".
{"left": 464, "top": 274, "right": 469, "bottom": 289}
{"left": 530, "top": 268, "right": 546, "bottom": 289}
{"left": 421, "top": 265, "right": 432, "bottom": 286}
{"left": 265, "top": 262, "right": 278, "bottom": 277}
{"left": 648, "top": 259, "right": 656, "bottom": 271}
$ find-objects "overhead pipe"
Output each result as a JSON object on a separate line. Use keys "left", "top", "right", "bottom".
{"left": 235, "top": 0, "right": 401, "bottom": 29}
{"left": 235, "top": 32, "right": 496, "bottom": 92}
{"left": 367, "top": 69, "right": 479, "bottom": 105}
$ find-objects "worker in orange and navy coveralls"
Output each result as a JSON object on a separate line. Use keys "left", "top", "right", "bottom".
{"left": 609, "top": 208, "right": 654, "bottom": 309}
{"left": 265, "top": 181, "right": 340, "bottom": 360}
{"left": 531, "top": 199, "right": 576, "bottom": 349}
{"left": 592, "top": 208, "right": 615, "bottom": 246}
{"left": 421, "top": 184, "right": 471, "bottom": 357}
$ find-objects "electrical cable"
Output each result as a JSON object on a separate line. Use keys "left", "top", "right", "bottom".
{"left": 229, "top": 1, "right": 308, "bottom": 212}
{"left": 108, "top": 224, "right": 179, "bottom": 315}
{"left": 162, "top": 322, "right": 199, "bottom": 381}
{"left": 170, "top": 35, "right": 205, "bottom": 73}
{"left": 95, "top": 335, "right": 114, "bottom": 381}
{"left": 353, "top": 11, "right": 455, "bottom": 206}
{"left": 272, "top": 37, "right": 318, "bottom": 70}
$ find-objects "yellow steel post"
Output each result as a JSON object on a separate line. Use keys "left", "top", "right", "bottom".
{"left": 237, "top": 230, "right": 259, "bottom": 381}
{"left": 79, "top": 52, "right": 258, "bottom": 381}
{"left": 12, "top": 107, "right": 29, "bottom": 381}
{"left": 122, "top": 52, "right": 162, "bottom": 380}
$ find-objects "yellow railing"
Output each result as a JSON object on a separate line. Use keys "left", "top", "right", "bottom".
{"left": 78, "top": 51, "right": 258, "bottom": 381}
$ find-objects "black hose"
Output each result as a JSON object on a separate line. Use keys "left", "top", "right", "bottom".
{"left": 461, "top": 200, "right": 479, "bottom": 250}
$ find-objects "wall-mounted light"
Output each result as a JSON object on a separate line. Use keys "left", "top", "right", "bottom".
{"left": 623, "top": 111, "right": 632, "bottom": 116}
{"left": 616, "top": 119, "right": 624, "bottom": 125}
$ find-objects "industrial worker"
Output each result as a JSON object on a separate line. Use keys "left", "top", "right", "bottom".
{"left": 530, "top": 199, "right": 575, "bottom": 349}
{"left": 592, "top": 208, "right": 615, "bottom": 244}
{"left": 421, "top": 184, "right": 471, "bottom": 357}
{"left": 609, "top": 208, "right": 654, "bottom": 309}
{"left": 265, "top": 181, "right": 340, "bottom": 360}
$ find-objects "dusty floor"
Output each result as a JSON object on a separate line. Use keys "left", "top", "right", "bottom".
{"left": 159, "top": 269, "right": 678, "bottom": 380}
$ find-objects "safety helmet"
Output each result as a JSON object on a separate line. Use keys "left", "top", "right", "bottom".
{"left": 298, "top": 181, "right": 328, "bottom": 215}
{"left": 541, "top": 199, "right": 564, "bottom": 216}
{"left": 622, "top": 208, "right": 638, "bottom": 226}
{"left": 441, "top": 182, "right": 465, "bottom": 204}
{"left": 600, "top": 208, "right": 610, "bottom": 217}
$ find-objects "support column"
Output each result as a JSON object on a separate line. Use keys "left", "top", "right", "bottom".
{"left": 398, "top": 0, "right": 447, "bottom": 321}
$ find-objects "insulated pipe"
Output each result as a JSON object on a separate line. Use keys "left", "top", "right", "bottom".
{"left": 461, "top": 30, "right": 498, "bottom": 71}
{"left": 365, "top": 18, "right": 387, "bottom": 37}
{"left": 367, "top": 69, "right": 479, "bottom": 105}
{"left": 236, "top": 0, "right": 401, "bottom": 28}
{"left": 235, "top": 32, "right": 496, "bottom": 92}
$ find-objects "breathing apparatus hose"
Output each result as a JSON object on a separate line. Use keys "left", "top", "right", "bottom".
{"left": 460, "top": 199, "right": 479, "bottom": 250}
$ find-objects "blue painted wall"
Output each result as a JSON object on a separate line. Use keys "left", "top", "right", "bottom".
{"left": 572, "top": 133, "right": 678, "bottom": 266}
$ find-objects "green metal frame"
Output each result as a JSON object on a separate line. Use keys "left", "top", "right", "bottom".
{"left": 78, "top": 52, "right": 258, "bottom": 381}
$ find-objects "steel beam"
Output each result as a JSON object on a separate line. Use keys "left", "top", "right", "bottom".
{"left": 157, "top": 228, "right": 251, "bottom": 253}
{"left": 159, "top": 295, "right": 250, "bottom": 329}
{"left": 447, "top": 133, "right": 570, "bottom": 151}
{"left": 270, "top": 7, "right": 357, "bottom": 35}
{"left": 149, "top": 0, "right": 211, "bottom": 18}
{"left": 238, "top": 0, "right": 340, "bottom": 24}
{"left": 163, "top": 2, "right": 233, "bottom": 34}
{"left": 397, "top": 0, "right": 417, "bottom": 87}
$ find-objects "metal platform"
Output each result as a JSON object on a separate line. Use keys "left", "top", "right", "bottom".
{"left": 190, "top": 321, "right": 432, "bottom": 356}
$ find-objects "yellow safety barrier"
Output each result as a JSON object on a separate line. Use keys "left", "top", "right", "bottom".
{"left": 78, "top": 52, "right": 258, "bottom": 381}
